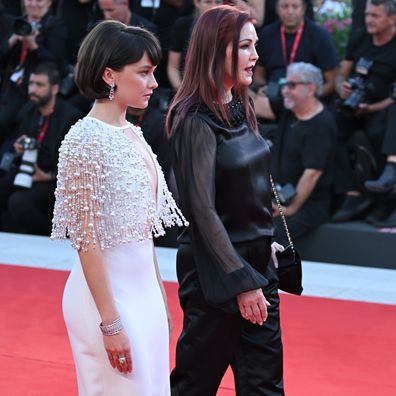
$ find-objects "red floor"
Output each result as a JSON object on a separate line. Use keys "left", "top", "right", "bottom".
{"left": 1, "top": 264, "right": 396, "bottom": 395}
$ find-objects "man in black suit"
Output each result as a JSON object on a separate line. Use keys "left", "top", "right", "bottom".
{"left": 0, "top": 62, "right": 81, "bottom": 235}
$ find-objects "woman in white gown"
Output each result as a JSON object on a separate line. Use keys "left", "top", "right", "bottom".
{"left": 51, "top": 21, "right": 188, "bottom": 395}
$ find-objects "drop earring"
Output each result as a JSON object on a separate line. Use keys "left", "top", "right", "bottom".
{"left": 108, "top": 82, "right": 115, "bottom": 101}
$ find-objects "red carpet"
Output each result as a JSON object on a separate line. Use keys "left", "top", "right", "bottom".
{"left": 1, "top": 264, "right": 396, "bottom": 396}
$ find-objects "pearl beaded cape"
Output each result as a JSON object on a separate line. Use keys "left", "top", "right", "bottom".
{"left": 51, "top": 117, "right": 188, "bottom": 252}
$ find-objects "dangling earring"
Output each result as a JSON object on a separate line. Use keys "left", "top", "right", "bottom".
{"left": 108, "top": 82, "right": 115, "bottom": 101}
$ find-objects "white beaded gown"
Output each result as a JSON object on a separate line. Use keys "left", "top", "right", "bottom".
{"left": 51, "top": 117, "right": 188, "bottom": 396}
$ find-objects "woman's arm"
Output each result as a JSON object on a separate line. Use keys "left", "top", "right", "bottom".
{"left": 172, "top": 114, "right": 270, "bottom": 323}
{"left": 78, "top": 247, "right": 132, "bottom": 374}
{"left": 52, "top": 132, "right": 132, "bottom": 373}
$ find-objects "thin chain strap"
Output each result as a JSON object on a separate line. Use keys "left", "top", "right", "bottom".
{"left": 270, "top": 174, "right": 295, "bottom": 252}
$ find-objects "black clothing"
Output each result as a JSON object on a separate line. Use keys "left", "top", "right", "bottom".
{"left": 129, "top": 0, "right": 179, "bottom": 37}
{"left": 334, "top": 109, "right": 387, "bottom": 193}
{"left": 171, "top": 242, "right": 283, "bottom": 396}
{"left": 345, "top": 28, "right": 396, "bottom": 103}
{"left": 56, "top": 0, "right": 102, "bottom": 64}
{"left": 127, "top": 105, "right": 171, "bottom": 180}
{"left": 333, "top": 29, "right": 396, "bottom": 193}
{"left": 351, "top": 0, "right": 366, "bottom": 32}
{"left": 257, "top": 18, "right": 337, "bottom": 84}
{"left": 0, "top": 97, "right": 81, "bottom": 235}
{"left": 170, "top": 100, "right": 283, "bottom": 395}
{"left": 130, "top": 12, "right": 158, "bottom": 34}
{"left": 0, "top": 13, "right": 68, "bottom": 134}
{"left": 0, "top": 11, "right": 14, "bottom": 59}
{"left": 1, "top": 1, "right": 22, "bottom": 16}
{"left": 169, "top": 15, "right": 195, "bottom": 72}
{"left": 0, "top": 169, "right": 56, "bottom": 235}
{"left": 16, "top": 98, "right": 80, "bottom": 173}
{"left": 269, "top": 98, "right": 336, "bottom": 243}
{"left": 270, "top": 98, "right": 336, "bottom": 201}
{"left": 0, "top": 13, "right": 68, "bottom": 85}
{"left": 130, "top": 0, "right": 180, "bottom": 88}
{"left": 172, "top": 100, "right": 274, "bottom": 311}
{"left": 383, "top": 102, "right": 396, "bottom": 156}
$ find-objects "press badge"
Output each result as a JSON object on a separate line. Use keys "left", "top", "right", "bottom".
{"left": 141, "top": 0, "right": 160, "bottom": 8}
{"left": 10, "top": 67, "right": 24, "bottom": 83}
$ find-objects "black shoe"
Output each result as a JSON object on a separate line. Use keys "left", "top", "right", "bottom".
{"left": 365, "top": 203, "right": 394, "bottom": 225}
{"left": 365, "top": 163, "right": 396, "bottom": 193}
{"left": 373, "top": 208, "right": 396, "bottom": 228}
{"left": 332, "top": 195, "right": 373, "bottom": 222}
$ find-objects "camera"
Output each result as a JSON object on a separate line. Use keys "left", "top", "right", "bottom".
{"left": 0, "top": 152, "right": 17, "bottom": 173}
{"left": 14, "top": 137, "right": 39, "bottom": 189}
{"left": 273, "top": 183, "right": 297, "bottom": 206}
{"left": 340, "top": 58, "right": 374, "bottom": 114}
{"left": 19, "top": 136, "right": 38, "bottom": 150}
{"left": 13, "top": 17, "right": 41, "bottom": 36}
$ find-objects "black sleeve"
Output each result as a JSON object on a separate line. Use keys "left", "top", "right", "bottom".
{"left": 172, "top": 114, "right": 269, "bottom": 312}
{"left": 169, "top": 18, "right": 185, "bottom": 52}
{"left": 313, "top": 27, "right": 338, "bottom": 70}
{"left": 256, "top": 26, "right": 271, "bottom": 67}
{"left": 32, "top": 16, "right": 68, "bottom": 65}
{"left": 302, "top": 115, "right": 335, "bottom": 170}
{"left": 0, "top": 15, "right": 13, "bottom": 59}
{"left": 344, "top": 28, "right": 364, "bottom": 62}
{"left": 268, "top": 96, "right": 284, "bottom": 120}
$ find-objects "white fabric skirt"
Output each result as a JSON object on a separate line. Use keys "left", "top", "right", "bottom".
{"left": 63, "top": 239, "right": 170, "bottom": 396}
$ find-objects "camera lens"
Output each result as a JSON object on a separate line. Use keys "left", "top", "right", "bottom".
{"left": 13, "top": 18, "right": 33, "bottom": 36}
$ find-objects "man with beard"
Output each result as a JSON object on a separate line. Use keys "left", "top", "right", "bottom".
{"left": 251, "top": 62, "right": 336, "bottom": 245}
{"left": 0, "top": 62, "right": 81, "bottom": 235}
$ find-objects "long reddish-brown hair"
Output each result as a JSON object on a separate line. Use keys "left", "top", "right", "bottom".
{"left": 166, "top": 5, "right": 257, "bottom": 135}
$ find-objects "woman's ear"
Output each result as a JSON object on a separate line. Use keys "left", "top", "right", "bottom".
{"left": 102, "top": 67, "right": 115, "bottom": 86}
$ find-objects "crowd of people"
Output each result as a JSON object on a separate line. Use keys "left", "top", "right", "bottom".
{"left": 1, "top": 0, "right": 396, "bottom": 242}
{"left": 2, "top": 2, "right": 395, "bottom": 395}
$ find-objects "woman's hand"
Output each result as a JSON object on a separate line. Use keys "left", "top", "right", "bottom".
{"left": 237, "top": 288, "right": 270, "bottom": 326}
{"left": 103, "top": 329, "right": 132, "bottom": 374}
{"left": 271, "top": 242, "right": 285, "bottom": 269}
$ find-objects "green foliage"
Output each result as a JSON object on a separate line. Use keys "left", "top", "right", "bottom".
{"left": 316, "top": 4, "right": 352, "bottom": 61}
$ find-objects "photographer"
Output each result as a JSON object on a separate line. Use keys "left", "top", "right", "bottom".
{"left": 0, "top": 62, "right": 81, "bottom": 236}
{"left": 253, "top": 0, "right": 337, "bottom": 100}
{"left": 0, "top": 0, "right": 67, "bottom": 141}
{"left": 252, "top": 62, "right": 336, "bottom": 245}
{"left": 332, "top": 0, "right": 396, "bottom": 222}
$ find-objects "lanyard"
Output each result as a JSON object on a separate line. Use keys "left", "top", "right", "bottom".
{"left": 37, "top": 116, "right": 50, "bottom": 143}
{"left": 19, "top": 42, "right": 29, "bottom": 66}
{"left": 280, "top": 21, "right": 304, "bottom": 66}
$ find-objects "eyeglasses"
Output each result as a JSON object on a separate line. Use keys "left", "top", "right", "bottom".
{"left": 280, "top": 81, "right": 311, "bottom": 90}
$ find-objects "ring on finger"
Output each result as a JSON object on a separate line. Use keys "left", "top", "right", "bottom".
{"left": 118, "top": 356, "right": 127, "bottom": 365}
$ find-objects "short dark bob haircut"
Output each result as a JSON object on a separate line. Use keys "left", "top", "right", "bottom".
{"left": 75, "top": 20, "right": 161, "bottom": 100}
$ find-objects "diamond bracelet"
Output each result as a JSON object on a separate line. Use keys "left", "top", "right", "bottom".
{"left": 99, "top": 317, "right": 123, "bottom": 336}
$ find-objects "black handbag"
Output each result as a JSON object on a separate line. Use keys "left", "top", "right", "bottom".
{"left": 270, "top": 175, "right": 303, "bottom": 295}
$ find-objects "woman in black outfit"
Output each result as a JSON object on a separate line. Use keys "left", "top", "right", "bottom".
{"left": 167, "top": 5, "right": 285, "bottom": 396}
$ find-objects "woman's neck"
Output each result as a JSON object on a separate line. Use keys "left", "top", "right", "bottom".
{"left": 88, "top": 101, "right": 128, "bottom": 127}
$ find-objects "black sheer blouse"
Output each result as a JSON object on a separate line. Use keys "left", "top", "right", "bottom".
{"left": 171, "top": 99, "right": 274, "bottom": 310}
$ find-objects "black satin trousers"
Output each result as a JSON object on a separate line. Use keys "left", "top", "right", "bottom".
{"left": 171, "top": 241, "right": 284, "bottom": 396}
